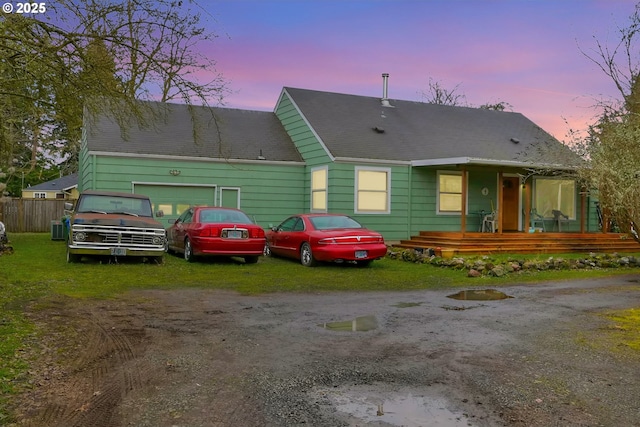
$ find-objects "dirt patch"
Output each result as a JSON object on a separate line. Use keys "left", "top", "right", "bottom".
{"left": 8, "top": 275, "right": 640, "bottom": 426}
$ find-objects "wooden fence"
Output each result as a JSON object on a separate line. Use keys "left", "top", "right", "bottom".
{"left": 0, "top": 198, "right": 68, "bottom": 233}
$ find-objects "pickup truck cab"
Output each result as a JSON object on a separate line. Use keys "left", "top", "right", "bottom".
{"left": 65, "top": 190, "right": 166, "bottom": 263}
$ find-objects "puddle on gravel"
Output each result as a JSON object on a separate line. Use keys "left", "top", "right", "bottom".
{"left": 319, "top": 315, "right": 378, "bottom": 331}
{"left": 328, "top": 391, "right": 474, "bottom": 426}
{"left": 392, "top": 302, "right": 423, "bottom": 308}
{"left": 447, "top": 289, "right": 513, "bottom": 301}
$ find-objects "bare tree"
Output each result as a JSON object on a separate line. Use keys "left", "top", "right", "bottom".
{"left": 418, "top": 78, "right": 512, "bottom": 112}
{"left": 577, "top": 2, "right": 640, "bottom": 242}
{"left": 0, "top": 0, "right": 227, "bottom": 193}
{"left": 479, "top": 101, "right": 513, "bottom": 111}
{"left": 418, "top": 78, "right": 468, "bottom": 106}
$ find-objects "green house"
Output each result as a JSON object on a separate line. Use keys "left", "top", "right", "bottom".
{"left": 80, "top": 78, "right": 592, "bottom": 242}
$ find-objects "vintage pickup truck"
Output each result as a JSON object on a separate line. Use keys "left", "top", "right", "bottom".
{"left": 65, "top": 190, "right": 166, "bottom": 263}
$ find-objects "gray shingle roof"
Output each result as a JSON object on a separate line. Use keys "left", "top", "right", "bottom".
{"left": 86, "top": 102, "right": 303, "bottom": 162}
{"left": 86, "top": 90, "right": 580, "bottom": 169}
{"left": 283, "top": 87, "right": 580, "bottom": 167}
{"left": 28, "top": 172, "right": 78, "bottom": 191}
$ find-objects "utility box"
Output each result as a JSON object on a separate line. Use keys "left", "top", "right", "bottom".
{"left": 51, "top": 220, "right": 64, "bottom": 240}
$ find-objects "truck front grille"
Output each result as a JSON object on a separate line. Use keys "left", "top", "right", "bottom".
{"left": 71, "top": 224, "right": 165, "bottom": 248}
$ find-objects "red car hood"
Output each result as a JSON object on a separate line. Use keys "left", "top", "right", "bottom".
{"left": 71, "top": 213, "right": 163, "bottom": 229}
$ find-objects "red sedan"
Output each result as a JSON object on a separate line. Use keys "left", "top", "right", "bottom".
{"left": 265, "top": 214, "right": 387, "bottom": 267}
{"left": 166, "top": 207, "right": 265, "bottom": 263}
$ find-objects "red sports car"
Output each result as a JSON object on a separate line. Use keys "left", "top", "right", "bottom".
{"left": 166, "top": 207, "right": 265, "bottom": 263}
{"left": 265, "top": 214, "right": 387, "bottom": 267}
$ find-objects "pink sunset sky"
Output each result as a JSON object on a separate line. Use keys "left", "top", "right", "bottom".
{"left": 193, "top": 0, "right": 636, "bottom": 141}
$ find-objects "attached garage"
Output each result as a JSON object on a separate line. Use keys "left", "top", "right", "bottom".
{"left": 133, "top": 183, "right": 216, "bottom": 223}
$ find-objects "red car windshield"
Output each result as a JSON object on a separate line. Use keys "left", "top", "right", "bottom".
{"left": 199, "top": 209, "right": 254, "bottom": 224}
{"left": 310, "top": 216, "right": 363, "bottom": 230}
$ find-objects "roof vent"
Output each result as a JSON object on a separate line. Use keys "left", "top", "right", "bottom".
{"left": 510, "top": 137, "right": 520, "bottom": 144}
{"left": 373, "top": 126, "right": 385, "bottom": 134}
{"left": 381, "top": 73, "right": 393, "bottom": 107}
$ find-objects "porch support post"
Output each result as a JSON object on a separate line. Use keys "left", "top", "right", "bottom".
{"left": 523, "top": 179, "right": 531, "bottom": 233}
{"left": 461, "top": 168, "right": 467, "bottom": 234}
{"left": 603, "top": 208, "right": 610, "bottom": 232}
{"left": 580, "top": 188, "right": 586, "bottom": 233}
{"left": 498, "top": 171, "right": 503, "bottom": 234}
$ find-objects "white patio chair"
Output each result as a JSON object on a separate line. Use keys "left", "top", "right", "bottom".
{"left": 531, "top": 209, "right": 545, "bottom": 232}
{"left": 482, "top": 211, "right": 497, "bottom": 233}
{"left": 552, "top": 210, "right": 569, "bottom": 232}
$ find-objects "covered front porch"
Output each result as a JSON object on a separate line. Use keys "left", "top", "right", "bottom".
{"left": 455, "top": 169, "right": 590, "bottom": 234}
{"left": 397, "top": 167, "right": 639, "bottom": 254}
{"left": 412, "top": 163, "right": 593, "bottom": 238}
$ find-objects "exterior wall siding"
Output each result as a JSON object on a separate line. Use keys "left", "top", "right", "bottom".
{"left": 586, "top": 198, "right": 599, "bottom": 232}
{"left": 81, "top": 154, "right": 305, "bottom": 230}
{"left": 275, "top": 93, "right": 412, "bottom": 241}
{"left": 275, "top": 94, "right": 331, "bottom": 166}
{"left": 79, "top": 121, "right": 93, "bottom": 192}
{"left": 327, "top": 162, "right": 411, "bottom": 242}
{"left": 466, "top": 171, "right": 499, "bottom": 232}
{"left": 276, "top": 93, "right": 333, "bottom": 212}
{"left": 410, "top": 168, "right": 455, "bottom": 232}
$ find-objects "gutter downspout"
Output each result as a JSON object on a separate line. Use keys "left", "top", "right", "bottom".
{"left": 407, "top": 165, "right": 412, "bottom": 241}
{"left": 461, "top": 168, "right": 468, "bottom": 234}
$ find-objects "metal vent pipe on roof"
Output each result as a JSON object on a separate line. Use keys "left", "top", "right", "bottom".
{"left": 381, "top": 73, "right": 391, "bottom": 107}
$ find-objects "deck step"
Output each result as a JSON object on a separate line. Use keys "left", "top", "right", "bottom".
{"left": 393, "top": 232, "right": 639, "bottom": 255}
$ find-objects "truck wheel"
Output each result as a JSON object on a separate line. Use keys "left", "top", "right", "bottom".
{"left": 66, "top": 246, "right": 80, "bottom": 263}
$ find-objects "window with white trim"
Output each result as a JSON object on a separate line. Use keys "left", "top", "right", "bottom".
{"left": 533, "top": 178, "right": 576, "bottom": 218}
{"left": 34, "top": 192, "right": 46, "bottom": 199}
{"left": 311, "top": 167, "right": 327, "bottom": 211}
{"left": 437, "top": 171, "right": 462, "bottom": 213}
{"left": 355, "top": 167, "right": 390, "bottom": 213}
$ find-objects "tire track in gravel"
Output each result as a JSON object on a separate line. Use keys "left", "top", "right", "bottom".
{"left": 20, "top": 300, "right": 150, "bottom": 427}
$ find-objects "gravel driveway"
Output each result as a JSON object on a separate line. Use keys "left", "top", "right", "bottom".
{"left": 10, "top": 274, "right": 640, "bottom": 426}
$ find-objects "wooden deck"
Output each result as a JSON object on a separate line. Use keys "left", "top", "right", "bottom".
{"left": 394, "top": 231, "right": 640, "bottom": 255}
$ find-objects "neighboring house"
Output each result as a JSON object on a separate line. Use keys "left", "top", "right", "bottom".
{"left": 22, "top": 172, "right": 79, "bottom": 200}
{"left": 80, "top": 76, "right": 592, "bottom": 241}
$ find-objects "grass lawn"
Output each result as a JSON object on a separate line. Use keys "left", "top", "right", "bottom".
{"left": 1, "top": 233, "right": 639, "bottom": 421}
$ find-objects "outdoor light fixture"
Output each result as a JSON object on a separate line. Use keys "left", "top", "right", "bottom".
{"left": 169, "top": 169, "right": 181, "bottom": 176}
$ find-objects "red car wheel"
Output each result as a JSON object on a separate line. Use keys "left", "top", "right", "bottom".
{"left": 184, "top": 238, "right": 195, "bottom": 262}
{"left": 300, "top": 242, "right": 317, "bottom": 267}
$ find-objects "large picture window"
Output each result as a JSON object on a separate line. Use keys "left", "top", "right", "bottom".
{"left": 355, "top": 167, "right": 390, "bottom": 213}
{"left": 438, "top": 172, "right": 462, "bottom": 213}
{"left": 311, "top": 167, "right": 327, "bottom": 211}
{"left": 533, "top": 178, "right": 576, "bottom": 218}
